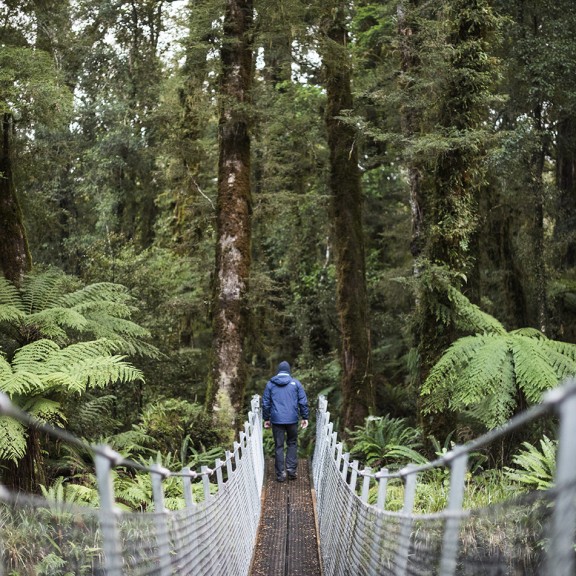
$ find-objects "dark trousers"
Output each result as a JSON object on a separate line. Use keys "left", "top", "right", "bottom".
{"left": 272, "top": 423, "right": 299, "bottom": 479}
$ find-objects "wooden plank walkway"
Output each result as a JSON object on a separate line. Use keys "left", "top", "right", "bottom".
{"left": 250, "top": 459, "right": 322, "bottom": 576}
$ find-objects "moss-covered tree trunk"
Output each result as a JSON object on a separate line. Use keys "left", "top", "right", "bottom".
{"left": 321, "top": 2, "right": 374, "bottom": 432}
{"left": 416, "top": 0, "right": 497, "bottom": 443}
{"left": 528, "top": 104, "right": 549, "bottom": 334}
{"left": 555, "top": 116, "right": 576, "bottom": 270}
{"left": 398, "top": 0, "right": 424, "bottom": 262}
{"left": 0, "top": 113, "right": 32, "bottom": 285}
{"left": 553, "top": 115, "right": 576, "bottom": 341}
{"left": 210, "top": 0, "right": 253, "bottom": 424}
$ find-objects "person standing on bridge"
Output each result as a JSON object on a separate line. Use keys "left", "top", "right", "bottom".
{"left": 262, "top": 361, "right": 309, "bottom": 482}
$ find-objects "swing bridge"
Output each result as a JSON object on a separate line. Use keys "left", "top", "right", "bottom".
{"left": 1, "top": 379, "right": 576, "bottom": 575}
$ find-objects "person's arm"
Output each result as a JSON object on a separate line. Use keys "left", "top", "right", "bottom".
{"left": 262, "top": 382, "right": 271, "bottom": 428}
{"left": 297, "top": 381, "right": 309, "bottom": 428}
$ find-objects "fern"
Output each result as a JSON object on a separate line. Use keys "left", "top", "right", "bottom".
{"left": 447, "top": 286, "right": 506, "bottom": 335}
{"left": 0, "top": 338, "right": 143, "bottom": 466}
{"left": 504, "top": 436, "right": 557, "bottom": 490}
{"left": 0, "top": 416, "right": 27, "bottom": 462}
{"left": 0, "top": 269, "right": 159, "bottom": 358}
{"left": 0, "top": 276, "right": 23, "bottom": 307}
{"left": 71, "top": 394, "right": 119, "bottom": 435}
{"left": 422, "top": 322, "right": 576, "bottom": 428}
{"left": 347, "top": 414, "right": 426, "bottom": 468}
{"left": 20, "top": 270, "right": 64, "bottom": 314}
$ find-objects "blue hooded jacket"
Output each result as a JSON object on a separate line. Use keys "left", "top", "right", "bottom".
{"left": 262, "top": 361, "right": 309, "bottom": 424}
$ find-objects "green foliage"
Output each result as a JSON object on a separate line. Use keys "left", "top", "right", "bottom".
{"left": 1, "top": 477, "right": 96, "bottom": 575}
{"left": 0, "top": 270, "right": 154, "bottom": 466}
{"left": 347, "top": 414, "right": 427, "bottom": 469}
{"left": 504, "top": 435, "right": 557, "bottom": 491}
{"left": 421, "top": 299, "right": 576, "bottom": 428}
{"left": 0, "top": 269, "right": 160, "bottom": 359}
{"left": 132, "top": 398, "right": 223, "bottom": 457}
{"left": 0, "top": 45, "right": 72, "bottom": 123}
{"left": 0, "top": 338, "right": 143, "bottom": 462}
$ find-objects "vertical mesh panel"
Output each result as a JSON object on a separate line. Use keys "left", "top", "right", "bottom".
{"left": 0, "top": 399, "right": 264, "bottom": 576}
{"left": 312, "top": 395, "right": 576, "bottom": 576}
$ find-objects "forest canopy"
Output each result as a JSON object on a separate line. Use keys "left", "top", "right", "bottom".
{"left": 2, "top": 0, "right": 576, "bottom": 492}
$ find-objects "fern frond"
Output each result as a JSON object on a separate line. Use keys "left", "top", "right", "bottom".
{"left": 0, "top": 372, "right": 46, "bottom": 395}
{"left": 73, "top": 395, "right": 118, "bottom": 432}
{"left": 421, "top": 334, "right": 491, "bottom": 412}
{"left": 0, "top": 356, "right": 13, "bottom": 380}
{"left": 107, "top": 429, "right": 154, "bottom": 456}
{"left": 20, "top": 315, "right": 68, "bottom": 343}
{"left": 0, "top": 305, "right": 25, "bottom": 324}
{"left": 504, "top": 436, "right": 557, "bottom": 490}
{"left": 423, "top": 320, "right": 576, "bottom": 428}
{"left": 51, "top": 356, "right": 143, "bottom": 391}
{"left": 26, "top": 307, "right": 88, "bottom": 335}
{"left": 511, "top": 335, "right": 561, "bottom": 403}
{"left": 82, "top": 317, "right": 158, "bottom": 358}
{"left": 115, "top": 472, "right": 152, "bottom": 510}
{"left": 0, "top": 276, "right": 23, "bottom": 308}
{"left": 60, "top": 482, "right": 99, "bottom": 507}
{"left": 0, "top": 416, "right": 28, "bottom": 462}
{"left": 469, "top": 359, "right": 516, "bottom": 428}
{"left": 44, "top": 338, "right": 117, "bottom": 366}
{"left": 21, "top": 270, "right": 65, "bottom": 314}
{"left": 58, "top": 282, "right": 133, "bottom": 309}
{"left": 11, "top": 339, "right": 61, "bottom": 369}
{"left": 448, "top": 287, "right": 506, "bottom": 335}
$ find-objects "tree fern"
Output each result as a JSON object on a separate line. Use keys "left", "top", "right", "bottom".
{"left": 0, "top": 276, "right": 22, "bottom": 307}
{"left": 0, "top": 338, "right": 143, "bottom": 464}
{"left": 422, "top": 321, "right": 576, "bottom": 429}
{"left": 0, "top": 417, "right": 27, "bottom": 462}
{"left": 0, "top": 269, "right": 160, "bottom": 359}
{"left": 20, "top": 270, "right": 64, "bottom": 314}
{"left": 447, "top": 286, "right": 506, "bottom": 335}
{"left": 413, "top": 265, "right": 506, "bottom": 335}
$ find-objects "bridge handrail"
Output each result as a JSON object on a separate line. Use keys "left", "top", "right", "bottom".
{"left": 313, "top": 377, "right": 576, "bottom": 576}
{"left": 0, "top": 391, "right": 265, "bottom": 575}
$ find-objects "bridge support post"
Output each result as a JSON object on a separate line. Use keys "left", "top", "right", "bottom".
{"left": 201, "top": 465, "right": 212, "bottom": 502}
{"left": 94, "top": 447, "right": 123, "bottom": 576}
{"left": 438, "top": 450, "right": 468, "bottom": 576}
{"left": 546, "top": 385, "right": 576, "bottom": 576}
{"left": 376, "top": 468, "right": 389, "bottom": 510}
{"left": 395, "top": 465, "right": 418, "bottom": 576}
{"left": 151, "top": 464, "right": 172, "bottom": 576}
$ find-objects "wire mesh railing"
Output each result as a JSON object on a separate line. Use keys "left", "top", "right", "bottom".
{"left": 0, "top": 393, "right": 264, "bottom": 576}
{"left": 312, "top": 378, "right": 576, "bottom": 576}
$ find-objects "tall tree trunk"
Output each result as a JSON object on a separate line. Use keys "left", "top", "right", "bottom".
{"left": 553, "top": 115, "right": 576, "bottom": 340}
{"left": 0, "top": 113, "right": 32, "bottom": 285}
{"left": 210, "top": 0, "right": 254, "bottom": 424}
{"left": 415, "top": 0, "right": 496, "bottom": 444}
{"left": 398, "top": 0, "right": 424, "bottom": 262}
{"left": 555, "top": 115, "right": 576, "bottom": 269}
{"left": 530, "top": 104, "right": 549, "bottom": 334}
{"left": 321, "top": 2, "right": 374, "bottom": 432}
